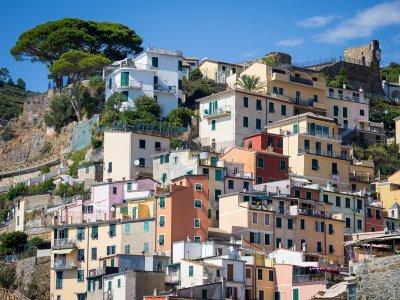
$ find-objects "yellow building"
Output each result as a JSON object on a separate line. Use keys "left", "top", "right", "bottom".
{"left": 267, "top": 113, "right": 351, "bottom": 187}
{"left": 198, "top": 59, "right": 243, "bottom": 84}
{"left": 376, "top": 170, "right": 400, "bottom": 212}
{"left": 349, "top": 160, "right": 376, "bottom": 192}
{"left": 115, "top": 194, "right": 155, "bottom": 220}
{"left": 50, "top": 218, "right": 155, "bottom": 300}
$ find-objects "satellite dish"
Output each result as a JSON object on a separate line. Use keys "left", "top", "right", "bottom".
{"left": 111, "top": 206, "right": 116, "bottom": 212}
{"left": 134, "top": 160, "right": 140, "bottom": 166}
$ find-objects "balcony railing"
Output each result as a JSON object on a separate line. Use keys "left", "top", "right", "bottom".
{"left": 280, "top": 128, "right": 342, "bottom": 141}
{"left": 53, "top": 238, "right": 77, "bottom": 249}
{"left": 292, "top": 206, "right": 331, "bottom": 218}
{"left": 200, "top": 158, "right": 224, "bottom": 167}
{"left": 154, "top": 84, "right": 176, "bottom": 94}
{"left": 327, "top": 92, "right": 369, "bottom": 104}
{"left": 52, "top": 258, "right": 76, "bottom": 270}
{"left": 289, "top": 75, "right": 313, "bottom": 86}
{"left": 226, "top": 171, "right": 252, "bottom": 179}
{"left": 289, "top": 97, "right": 318, "bottom": 108}
{"left": 203, "top": 106, "right": 231, "bottom": 119}
{"left": 165, "top": 274, "right": 180, "bottom": 283}
{"left": 350, "top": 172, "right": 375, "bottom": 182}
{"left": 298, "top": 148, "right": 349, "bottom": 160}
{"left": 113, "top": 80, "right": 143, "bottom": 89}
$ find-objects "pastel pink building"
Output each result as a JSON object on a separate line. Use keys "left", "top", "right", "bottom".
{"left": 53, "top": 178, "right": 159, "bottom": 225}
{"left": 224, "top": 161, "right": 253, "bottom": 193}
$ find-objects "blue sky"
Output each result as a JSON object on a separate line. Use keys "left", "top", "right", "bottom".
{"left": 1, "top": 0, "right": 400, "bottom": 92}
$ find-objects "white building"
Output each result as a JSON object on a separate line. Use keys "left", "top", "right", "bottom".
{"left": 104, "top": 47, "right": 183, "bottom": 117}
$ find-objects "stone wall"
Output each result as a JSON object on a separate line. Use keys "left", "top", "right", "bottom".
{"left": 355, "top": 255, "right": 400, "bottom": 299}
{"left": 15, "top": 256, "right": 50, "bottom": 300}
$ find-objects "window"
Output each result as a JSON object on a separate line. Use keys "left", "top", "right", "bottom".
{"left": 117, "top": 278, "right": 122, "bottom": 288}
{"left": 143, "top": 221, "right": 150, "bottom": 232}
{"left": 360, "top": 109, "right": 365, "bottom": 116}
{"left": 194, "top": 199, "right": 202, "bottom": 208}
{"left": 264, "top": 233, "right": 270, "bottom": 245}
{"left": 77, "top": 249, "right": 85, "bottom": 262}
{"left": 252, "top": 212, "right": 258, "bottom": 224}
{"left": 345, "top": 198, "right": 351, "bottom": 208}
{"left": 317, "top": 242, "right": 322, "bottom": 252}
{"left": 293, "top": 124, "right": 298, "bottom": 134}
{"left": 376, "top": 210, "right": 381, "bottom": 219}
{"left": 91, "top": 247, "right": 97, "bottom": 260}
{"left": 336, "top": 196, "right": 341, "bottom": 207}
{"left": 294, "top": 190, "right": 300, "bottom": 197}
{"left": 288, "top": 219, "right": 293, "bottom": 230}
{"left": 155, "top": 141, "right": 161, "bottom": 150}
{"left": 195, "top": 183, "right": 202, "bottom": 191}
{"left": 306, "top": 191, "right": 312, "bottom": 199}
{"left": 264, "top": 214, "right": 270, "bottom": 225}
{"left": 243, "top": 181, "right": 249, "bottom": 191}
{"left": 91, "top": 226, "right": 98, "bottom": 239}
{"left": 276, "top": 217, "right": 282, "bottom": 228}
{"left": 77, "top": 228, "right": 85, "bottom": 241}
{"left": 124, "top": 223, "right": 131, "bottom": 234}
{"left": 293, "top": 288, "right": 299, "bottom": 300}
{"left": 257, "top": 176, "right": 263, "bottom": 184}
{"left": 56, "top": 271, "right": 63, "bottom": 289}
{"left": 334, "top": 105, "right": 339, "bottom": 116}
{"left": 243, "top": 97, "right": 249, "bottom": 107}
{"left": 332, "top": 163, "right": 338, "bottom": 175}
{"left": 345, "top": 218, "right": 351, "bottom": 228}
{"left": 202, "top": 289, "right": 208, "bottom": 300}
{"left": 139, "top": 139, "right": 146, "bottom": 149}
{"left": 329, "top": 245, "right": 334, "bottom": 254}
{"left": 188, "top": 266, "right": 194, "bottom": 277}
{"left": 77, "top": 270, "right": 84, "bottom": 282}
{"left": 159, "top": 196, "right": 166, "bottom": 208}
{"left": 300, "top": 219, "right": 305, "bottom": 230}
{"left": 85, "top": 166, "right": 90, "bottom": 174}
{"left": 281, "top": 105, "right": 286, "bottom": 116}
{"left": 315, "top": 221, "right": 324, "bottom": 232}
{"left": 109, "top": 224, "right": 116, "bottom": 237}
{"left": 257, "top": 157, "right": 264, "bottom": 168}
{"left": 108, "top": 281, "right": 112, "bottom": 291}
{"left": 278, "top": 138, "right": 283, "bottom": 148}
{"left": 367, "top": 208, "right": 372, "bottom": 218}
{"left": 269, "top": 102, "right": 275, "bottom": 113}
{"left": 158, "top": 234, "right": 165, "bottom": 247}
{"left": 112, "top": 187, "right": 117, "bottom": 195}
{"left": 202, "top": 168, "right": 209, "bottom": 176}
{"left": 246, "top": 268, "right": 251, "bottom": 278}
{"left": 243, "top": 116, "right": 249, "bottom": 128}
{"left": 357, "top": 199, "right": 363, "bottom": 210}
{"left": 108, "top": 78, "right": 112, "bottom": 89}
{"left": 144, "top": 242, "right": 150, "bottom": 254}
{"left": 273, "top": 86, "right": 278, "bottom": 94}
{"left": 152, "top": 57, "right": 159, "bottom": 68}
{"left": 159, "top": 216, "right": 165, "bottom": 228}
{"left": 312, "top": 159, "right": 319, "bottom": 170}
{"left": 269, "top": 270, "right": 274, "bottom": 281}
{"left": 159, "top": 155, "right": 164, "bottom": 164}
{"left": 357, "top": 220, "right": 363, "bottom": 230}
{"left": 194, "top": 219, "right": 200, "bottom": 228}
{"left": 250, "top": 232, "right": 261, "bottom": 244}
{"left": 276, "top": 238, "right": 282, "bottom": 248}
{"left": 343, "top": 107, "right": 348, "bottom": 118}
{"left": 256, "top": 99, "right": 262, "bottom": 111}
{"left": 288, "top": 239, "right": 293, "bottom": 248}
{"left": 257, "top": 268, "right": 263, "bottom": 280}
{"left": 279, "top": 87, "right": 284, "bottom": 95}
{"left": 371, "top": 227, "right": 376, "bottom": 232}
{"left": 275, "top": 292, "right": 281, "bottom": 300}
{"left": 228, "top": 180, "right": 234, "bottom": 189}
{"left": 256, "top": 118, "right": 262, "bottom": 130}
{"left": 280, "top": 160, "right": 286, "bottom": 171}
{"left": 178, "top": 79, "right": 183, "bottom": 90}
{"left": 121, "top": 72, "right": 129, "bottom": 86}
{"left": 211, "top": 120, "right": 216, "bottom": 131}
{"left": 123, "top": 243, "right": 130, "bottom": 254}
{"left": 215, "top": 169, "right": 223, "bottom": 181}
{"left": 139, "top": 158, "right": 145, "bottom": 167}
{"left": 323, "top": 194, "right": 329, "bottom": 203}
{"left": 106, "top": 245, "right": 116, "bottom": 255}
{"left": 107, "top": 162, "right": 112, "bottom": 173}
{"left": 329, "top": 224, "right": 334, "bottom": 234}
{"left": 178, "top": 60, "right": 182, "bottom": 71}
{"left": 194, "top": 236, "right": 201, "bottom": 243}
{"left": 127, "top": 182, "right": 133, "bottom": 192}
{"left": 215, "top": 189, "right": 222, "bottom": 201}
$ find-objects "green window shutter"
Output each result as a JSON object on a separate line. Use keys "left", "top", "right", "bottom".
{"left": 293, "top": 124, "right": 298, "bottom": 134}
{"left": 127, "top": 182, "right": 132, "bottom": 191}
{"left": 165, "top": 154, "right": 170, "bottom": 163}
{"left": 189, "top": 265, "right": 194, "bottom": 276}
{"left": 304, "top": 139, "right": 310, "bottom": 150}
{"left": 159, "top": 197, "right": 165, "bottom": 208}
{"left": 243, "top": 182, "right": 249, "bottom": 190}
{"left": 143, "top": 221, "right": 149, "bottom": 232}
{"left": 211, "top": 120, "right": 216, "bottom": 130}
{"left": 160, "top": 155, "right": 164, "bottom": 164}
{"left": 215, "top": 170, "right": 222, "bottom": 181}
{"left": 162, "top": 173, "right": 167, "bottom": 183}
{"left": 118, "top": 279, "right": 121, "bottom": 288}
{"left": 208, "top": 209, "right": 212, "bottom": 218}
{"left": 121, "top": 72, "right": 129, "bottom": 86}
{"left": 280, "top": 160, "right": 286, "bottom": 170}
{"left": 210, "top": 157, "right": 217, "bottom": 166}
{"left": 257, "top": 157, "right": 264, "bottom": 168}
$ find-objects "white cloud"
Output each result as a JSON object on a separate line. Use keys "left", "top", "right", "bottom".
{"left": 276, "top": 38, "right": 303, "bottom": 47}
{"left": 297, "top": 15, "right": 340, "bottom": 28}
{"left": 317, "top": 1, "right": 400, "bottom": 44}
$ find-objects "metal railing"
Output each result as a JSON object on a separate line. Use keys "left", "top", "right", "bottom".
{"left": 199, "top": 158, "right": 224, "bottom": 167}
{"left": 289, "top": 75, "right": 313, "bottom": 86}
{"left": 327, "top": 92, "right": 369, "bottom": 104}
{"left": 203, "top": 106, "right": 231, "bottom": 118}
{"left": 113, "top": 80, "right": 143, "bottom": 89}
{"left": 53, "top": 258, "right": 76, "bottom": 269}
{"left": 289, "top": 97, "right": 317, "bottom": 108}
{"left": 350, "top": 172, "right": 375, "bottom": 182}
{"left": 298, "top": 148, "right": 348, "bottom": 159}
{"left": 294, "top": 56, "right": 371, "bottom": 68}
{"left": 53, "top": 238, "right": 77, "bottom": 249}
{"left": 154, "top": 84, "right": 176, "bottom": 94}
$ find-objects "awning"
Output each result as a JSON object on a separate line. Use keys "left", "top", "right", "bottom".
{"left": 51, "top": 248, "right": 74, "bottom": 254}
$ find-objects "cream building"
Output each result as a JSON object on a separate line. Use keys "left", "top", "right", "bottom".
{"left": 198, "top": 59, "right": 243, "bottom": 84}
{"left": 267, "top": 113, "right": 351, "bottom": 187}
{"left": 50, "top": 218, "right": 155, "bottom": 300}
{"left": 103, "top": 131, "right": 170, "bottom": 181}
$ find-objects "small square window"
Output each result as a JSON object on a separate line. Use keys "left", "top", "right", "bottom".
{"left": 194, "top": 199, "right": 202, "bottom": 208}
{"left": 139, "top": 139, "right": 146, "bottom": 149}
{"left": 194, "top": 219, "right": 200, "bottom": 228}
{"left": 195, "top": 183, "right": 202, "bottom": 191}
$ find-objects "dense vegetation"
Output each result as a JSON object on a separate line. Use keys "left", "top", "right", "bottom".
{"left": 381, "top": 62, "right": 400, "bottom": 83}
{"left": 183, "top": 68, "right": 218, "bottom": 107}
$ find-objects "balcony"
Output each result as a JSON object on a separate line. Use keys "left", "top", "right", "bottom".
{"left": 104, "top": 61, "right": 154, "bottom": 76}
{"left": 290, "top": 205, "right": 331, "bottom": 218}
{"left": 154, "top": 84, "right": 176, "bottom": 94}
{"left": 270, "top": 72, "right": 288, "bottom": 82}
{"left": 350, "top": 171, "right": 375, "bottom": 182}
{"left": 52, "top": 258, "right": 76, "bottom": 270}
{"left": 52, "top": 238, "right": 77, "bottom": 249}
{"left": 327, "top": 92, "right": 369, "bottom": 104}
{"left": 226, "top": 171, "right": 252, "bottom": 179}
{"left": 200, "top": 158, "right": 224, "bottom": 167}
{"left": 298, "top": 148, "right": 349, "bottom": 160}
{"left": 165, "top": 274, "right": 180, "bottom": 283}
{"left": 113, "top": 80, "right": 143, "bottom": 89}
{"left": 203, "top": 106, "right": 231, "bottom": 119}
{"left": 289, "top": 75, "right": 313, "bottom": 86}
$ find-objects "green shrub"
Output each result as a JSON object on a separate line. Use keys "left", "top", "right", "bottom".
{"left": 40, "top": 165, "right": 50, "bottom": 174}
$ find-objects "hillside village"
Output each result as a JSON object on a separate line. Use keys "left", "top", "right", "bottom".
{"left": 2, "top": 18, "right": 400, "bottom": 300}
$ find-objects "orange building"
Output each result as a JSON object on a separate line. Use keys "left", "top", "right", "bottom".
{"left": 155, "top": 175, "right": 209, "bottom": 256}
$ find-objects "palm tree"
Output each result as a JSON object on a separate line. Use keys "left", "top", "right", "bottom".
{"left": 236, "top": 75, "right": 267, "bottom": 92}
